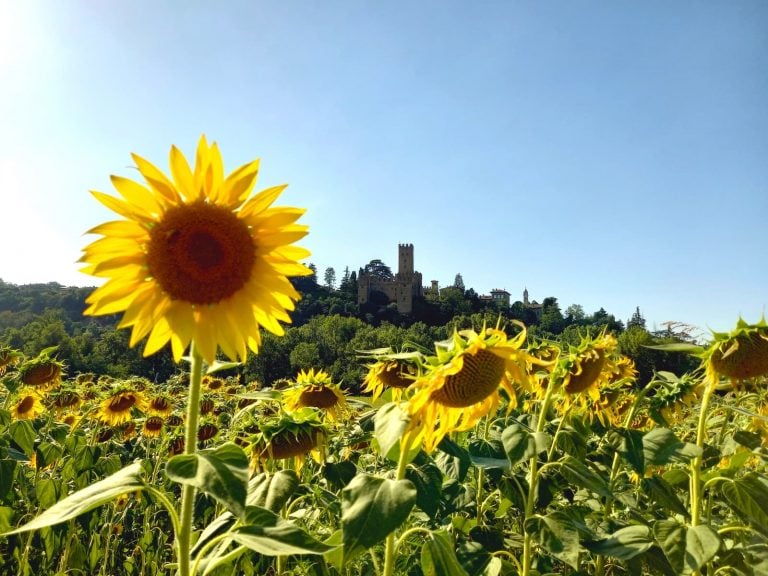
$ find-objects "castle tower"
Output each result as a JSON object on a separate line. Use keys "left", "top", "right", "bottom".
{"left": 398, "top": 243, "right": 414, "bottom": 277}
{"left": 523, "top": 287, "right": 529, "bottom": 305}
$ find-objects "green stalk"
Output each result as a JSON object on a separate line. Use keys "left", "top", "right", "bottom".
{"left": 690, "top": 380, "right": 716, "bottom": 528}
{"left": 521, "top": 383, "right": 556, "bottom": 576}
{"left": 382, "top": 432, "right": 414, "bottom": 576}
{"left": 177, "top": 343, "right": 204, "bottom": 576}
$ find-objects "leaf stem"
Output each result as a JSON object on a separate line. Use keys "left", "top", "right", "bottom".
{"left": 382, "top": 430, "right": 414, "bottom": 576}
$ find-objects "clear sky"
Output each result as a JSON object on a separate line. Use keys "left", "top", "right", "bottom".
{"left": 1, "top": 1, "right": 766, "bottom": 335}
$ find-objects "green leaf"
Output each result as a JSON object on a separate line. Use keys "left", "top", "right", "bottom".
{"left": 166, "top": 442, "right": 249, "bottom": 517}
{"left": 525, "top": 511, "right": 582, "bottom": 569}
{"left": 645, "top": 343, "right": 704, "bottom": 354}
{"left": 685, "top": 525, "right": 720, "bottom": 572}
{"left": 0, "top": 460, "right": 18, "bottom": 501}
{"left": 250, "top": 469, "right": 299, "bottom": 512}
{"left": 205, "top": 360, "right": 241, "bottom": 374}
{"left": 9, "top": 420, "right": 36, "bottom": 456}
{"left": 228, "top": 506, "right": 335, "bottom": 556}
{"left": 406, "top": 461, "right": 443, "bottom": 519}
{"left": 341, "top": 473, "right": 416, "bottom": 563}
{"left": 501, "top": 424, "right": 536, "bottom": 468}
{"left": 435, "top": 437, "right": 472, "bottom": 482}
{"left": 721, "top": 473, "right": 768, "bottom": 538}
{"left": 323, "top": 461, "right": 357, "bottom": 490}
{"left": 653, "top": 518, "right": 686, "bottom": 574}
{"left": 0, "top": 506, "right": 14, "bottom": 533}
{"left": 642, "top": 477, "right": 689, "bottom": 518}
{"left": 733, "top": 430, "right": 763, "bottom": 451}
{"left": 644, "top": 428, "right": 701, "bottom": 467}
{"left": 373, "top": 402, "right": 410, "bottom": 460}
{"left": 585, "top": 525, "right": 653, "bottom": 561}
{"left": 1, "top": 462, "right": 145, "bottom": 535}
{"left": 35, "top": 478, "right": 61, "bottom": 508}
{"left": 558, "top": 456, "right": 612, "bottom": 498}
{"left": 421, "top": 530, "right": 469, "bottom": 576}
{"left": 607, "top": 428, "right": 646, "bottom": 474}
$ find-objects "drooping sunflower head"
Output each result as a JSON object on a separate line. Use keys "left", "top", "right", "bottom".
{"left": 555, "top": 332, "right": 620, "bottom": 401}
{"left": 407, "top": 324, "right": 531, "bottom": 453}
{"left": 0, "top": 346, "right": 23, "bottom": 376}
{"left": 11, "top": 389, "right": 45, "bottom": 420}
{"left": 648, "top": 370, "right": 703, "bottom": 425}
{"left": 147, "top": 393, "right": 174, "bottom": 417}
{"left": 48, "top": 388, "right": 82, "bottom": 412}
{"left": 98, "top": 387, "right": 148, "bottom": 426}
{"left": 80, "top": 135, "right": 312, "bottom": 364}
{"left": 250, "top": 409, "right": 326, "bottom": 470}
{"left": 282, "top": 368, "right": 349, "bottom": 422}
{"left": 702, "top": 317, "right": 768, "bottom": 385}
{"left": 361, "top": 349, "right": 424, "bottom": 401}
{"left": 17, "top": 352, "right": 65, "bottom": 391}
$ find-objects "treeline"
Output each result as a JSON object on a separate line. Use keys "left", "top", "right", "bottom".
{"left": 0, "top": 275, "right": 697, "bottom": 388}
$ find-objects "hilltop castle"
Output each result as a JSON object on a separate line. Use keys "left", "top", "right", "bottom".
{"left": 357, "top": 244, "right": 423, "bottom": 314}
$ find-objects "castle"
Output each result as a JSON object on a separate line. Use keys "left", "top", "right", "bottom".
{"left": 357, "top": 244, "right": 423, "bottom": 314}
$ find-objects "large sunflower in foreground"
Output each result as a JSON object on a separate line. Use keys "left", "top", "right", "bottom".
{"left": 80, "top": 136, "right": 311, "bottom": 363}
{"left": 407, "top": 325, "right": 530, "bottom": 453}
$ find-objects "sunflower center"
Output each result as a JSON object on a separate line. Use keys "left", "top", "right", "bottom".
{"left": 565, "top": 352, "right": 606, "bottom": 394}
{"left": 380, "top": 363, "right": 412, "bottom": 389}
{"left": 262, "top": 430, "right": 317, "bottom": 459}
{"left": 432, "top": 349, "right": 507, "bottom": 408}
{"left": 711, "top": 333, "right": 768, "bottom": 380}
{"left": 17, "top": 396, "right": 36, "bottom": 415}
{"left": 147, "top": 201, "right": 256, "bottom": 305}
{"left": 109, "top": 394, "right": 137, "bottom": 413}
{"left": 21, "top": 363, "right": 60, "bottom": 386}
{"left": 299, "top": 386, "right": 340, "bottom": 409}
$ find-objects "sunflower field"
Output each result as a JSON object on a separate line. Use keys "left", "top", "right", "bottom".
{"left": 2, "top": 138, "right": 768, "bottom": 576}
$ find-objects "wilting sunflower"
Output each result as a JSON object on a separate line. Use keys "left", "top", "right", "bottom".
{"left": 11, "top": 390, "right": 45, "bottom": 420}
{"left": 547, "top": 332, "right": 623, "bottom": 416}
{"left": 98, "top": 388, "right": 148, "bottom": 426}
{"left": 80, "top": 135, "right": 311, "bottom": 363}
{"left": 648, "top": 370, "right": 703, "bottom": 425}
{"left": 147, "top": 394, "right": 174, "bottom": 417}
{"left": 362, "top": 350, "right": 423, "bottom": 401}
{"left": 17, "top": 353, "right": 64, "bottom": 390}
{"left": 282, "top": 368, "right": 349, "bottom": 422}
{"left": 251, "top": 409, "right": 326, "bottom": 471}
{"left": 0, "top": 346, "right": 23, "bottom": 376}
{"left": 702, "top": 317, "right": 768, "bottom": 385}
{"left": 48, "top": 388, "right": 82, "bottom": 412}
{"left": 142, "top": 416, "right": 165, "bottom": 438}
{"left": 407, "top": 325, "right": 530, "bottom": 453}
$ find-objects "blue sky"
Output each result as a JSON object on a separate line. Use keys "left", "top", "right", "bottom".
{"left": 1, "top": 1, "right": 766, "bottom": 335}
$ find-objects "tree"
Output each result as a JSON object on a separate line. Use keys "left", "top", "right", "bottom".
{"left": 324, "top": 267, "right": 336, "bottom": 291}
{"left": 539, "top": 297, "right": 565, "bottom": 335}
{"left": 565, "top": 304, "right": 585, "bottom": 324}
{"left": 362, "top": 259, "right": 393, "bottom": 281}
{"left": 453, "top": 273, "right": 465, "bottom": 291}
{"left": 627, "top": 306, "right": 646, "bottom": 330}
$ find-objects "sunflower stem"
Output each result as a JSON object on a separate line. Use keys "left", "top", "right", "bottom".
{"left": 690, "top": 377, "right": 716, "bottom": 528}
{"left": 177, "top": 343, "right": 204, "bottom": 576}
{"left": 382, "top": 431, "right": 414, "bottom": 576}
{"left": 521, "top": 382, "right": 556, "bottom": 576}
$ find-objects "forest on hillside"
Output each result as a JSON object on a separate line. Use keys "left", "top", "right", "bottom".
{"left": 0, "top": 269, "right": 697, "bottom": 390}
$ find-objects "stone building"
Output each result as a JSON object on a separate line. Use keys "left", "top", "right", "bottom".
{"left": 357, "top": 244, "right": 423, "bottom": 314}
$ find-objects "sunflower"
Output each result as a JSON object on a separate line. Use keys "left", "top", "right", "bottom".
{"left": 98, "top": 388, "right": 148, "bottom": 426}
{"left": 406, "top": 325, "right": 530, "bottom": 453}
{"left": 648, "top": 370, "right": 703, "bottom": 425}
{"left": 11, "top": 390, "right": 45, "bottom": 420}
{"left": 147, "top": 394, "right": 174, "bottom": 417}
{"left": 251, "top": 409, "right": 326, "bottom": 471}
{"left": 203, "top": 375, "right": 226, "bottom": 391}
{"left": 0, "top": 346, "right": 23, "bottom": 376}
{"left": 17, "top": 354, "right": 64, "bottom": 390}
{"left": 142, "top": 416, "right": 164, "bottom": 438}
{"left": 80, "top": 135, "right": 311, "bottom": 364}
{"left": 282, "top": 368, "right": 349, "bottom": 422}
{"left": 702, "top": 317, "right": 768, "bottom": 385}
{"left": 362, "top": 350, "right": 423, "bottom": 401}
{"left": 547, "top": 332, "right": 623, "bottom": 417}
{"left": 48, "top": 388, "right": 82, "bottom": 412}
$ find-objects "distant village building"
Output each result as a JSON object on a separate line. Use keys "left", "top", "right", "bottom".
{"left": 357, "top": 244, "right": 423, "bottom": 314}
{"left": 478, "top": 288, "right": 511, "bottom": 308}
{"left": 523, "top": 287, "right": 543, "bottom": 319}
